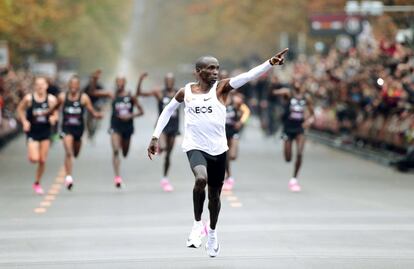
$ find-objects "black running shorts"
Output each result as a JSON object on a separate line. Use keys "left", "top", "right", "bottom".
{"left": 282, "top": 128, "right": 304, "bottom": 141}
{"left": 61, "top": 126, "right": 84, "bottom": 141}
{"left": 186, "top": 150, "right": 227, "bottom": 187}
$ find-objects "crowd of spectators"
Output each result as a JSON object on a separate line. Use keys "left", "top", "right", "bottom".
{"left": 244, "top": 39, "right": 413, "bottom": 154}
{"left": 0, "top": 67, "right": 64, "bottom": 145}
{"left": 0, "top": 68, "right": 34, "bottom": 141}
{"left": 237, "top": 37, "right": 413, "bottom": 171}
{"left": 298, "top": 39, "right": 414, "bottom": 154}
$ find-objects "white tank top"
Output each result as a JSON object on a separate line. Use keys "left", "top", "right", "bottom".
{"left": 182, "top": 81, "right": 228, "bottom": 155}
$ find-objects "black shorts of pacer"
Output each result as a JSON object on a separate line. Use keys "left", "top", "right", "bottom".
{"left": 186, "top": 150, "right": 227, "bottom": 187}
{"left": 282, "top": 129, "right": 304, "bottom": 141}
{"left": 108, "top": 127, "right": 134, "bottom": 140}
{"left": 61, "top": 126, "right": 84, "bottom": 141}
{"left": 27, "top": 129, "right": 51, "bottom": 142}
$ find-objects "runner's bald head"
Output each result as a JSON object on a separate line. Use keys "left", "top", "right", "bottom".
{"left": 195, "top": 56, "right": 219, "bottom": 72}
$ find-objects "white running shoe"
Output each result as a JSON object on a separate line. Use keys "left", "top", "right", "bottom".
{"left": 65, "top": 175, "right": 73, "bottom": 190}
{"left": 186, "top": 221, "right": 205, "bottom": 248}
{"left": 206, "top": 227, "right": 220, "bottom": 257}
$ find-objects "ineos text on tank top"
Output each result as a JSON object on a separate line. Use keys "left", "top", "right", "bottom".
{"left": 182, "top": 82, "right": 228, "bottom": 155}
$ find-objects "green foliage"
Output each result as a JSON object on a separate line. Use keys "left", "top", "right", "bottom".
{"left": 0, "top": 0, "right": 132, "bottom": 73}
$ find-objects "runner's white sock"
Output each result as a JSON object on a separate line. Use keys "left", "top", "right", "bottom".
{"left": 290, "top": 178, "right": 298, "bottom": 184}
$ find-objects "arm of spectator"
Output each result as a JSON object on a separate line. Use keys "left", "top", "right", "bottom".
{"left": 82, "top": 93, "right": 103, "bottom": 119}
{"left": 17, "top": 94, "right": 31, "bottom": 132}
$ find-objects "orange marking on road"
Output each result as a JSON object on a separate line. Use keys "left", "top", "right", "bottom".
{"left": 58, "top": 168, "right": 66, "bottom": 177}
{"left": 40, "top": 201, "right": 51, "bottom": 207}
{"left": 33, "top": 166, "right": 65, "bottom": 215}
{"left": 222, "top": 190, "right": 232, "bottom": 196}
{"left": 51, "top": 184, "right": 61, "bottom": 190}
{"left": 34, "top": 208, "right": 47, "bottom": 213}
{"left": 48, "top": 189, "right": 59, "bottom": 195}
{"left": 44, "top": 195, "right": 56, "bottom": 201}
{"left": 230, "top": 202, "right": 243, "bottom": 208}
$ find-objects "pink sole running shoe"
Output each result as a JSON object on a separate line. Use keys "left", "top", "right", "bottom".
{"left": 114, "top": 176, "right": 123, "bottom": 188}
{"left": 288, "top": 182, "right": 301, "bottom": 192}
{"left": 160, "top": 178, "right": 174, "bottom": 192}
{"left": 33, "top": 183, "right": 44, "bottom": 195}
{"left": 222, "top": 177, "right": 235, "bottom": 191}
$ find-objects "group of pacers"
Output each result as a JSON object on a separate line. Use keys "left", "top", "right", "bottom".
{"left": 17, "top": 48, "right": 314, "bottom": 257}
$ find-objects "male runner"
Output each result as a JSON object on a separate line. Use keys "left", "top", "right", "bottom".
{"left": 147, "top": 48, "right": 288, "bottom": 257}
{"left": 106, "top": 76, "right": 144, "bottom": 187}
{"left": 57, "top": 75, "right": 103, "bottom": 190}
{"left": 273, "top": 79, "right": 314, "bottom": 192}
{"left": 83, "top": 70, "right": 108, "bottom": 139}
{"left": 136, "top": 72, "right": 180, "bottom": 192}
{"left": 223, "top": 92, "right": 250, "bottom": 191}
{"left": 17, "top": 76, "right": 58, "bottom": 194}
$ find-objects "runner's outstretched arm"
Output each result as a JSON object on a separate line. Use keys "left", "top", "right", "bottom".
{"left": 218, "top": 48, "right": 288, "bottom": 95}
{"left": 89, "top": 70, "right": 113, "bottom": 99}
{"left": 82, "top": 93, "right": 103, "bottom": 119}
{"left": 135, "top": 72, "right": 162, "bottom": 99}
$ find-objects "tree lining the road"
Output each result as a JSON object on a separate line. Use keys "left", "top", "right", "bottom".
{"left": 0, "top": 0, "right": 132, "bottom": 73}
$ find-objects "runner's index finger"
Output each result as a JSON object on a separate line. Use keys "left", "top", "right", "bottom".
{"left": 276, "top": 48, "right": 289, "bottom": 57}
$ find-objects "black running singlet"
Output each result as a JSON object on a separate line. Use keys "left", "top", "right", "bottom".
{"left": 225, "top": 102, "right": 241, "bottom": 139}
{"left": 27, "top": 94, "right": 51, "bottom": 140}
{"left": 225, "top": 103, "right": 239, "bottom": 128}
{"left": 61, "top": 93, "right": 85, "bottom": 139}
{"left": 62, "top": 93, "right": 84, "bottom": 128}
{"left": 283, "top": 95, "right": 307, "bottom": 132}
{"left": 111, "top": 93, "right": 134, "bottom": 134}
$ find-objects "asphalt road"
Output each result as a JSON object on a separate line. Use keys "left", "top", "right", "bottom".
{"left": 1, "top": 101, "right": 413, "bottom": 269}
